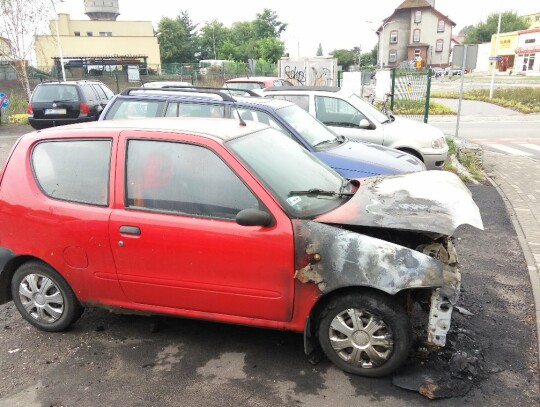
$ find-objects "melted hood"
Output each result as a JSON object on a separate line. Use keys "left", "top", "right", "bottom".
{"left": 315, "top": 170, "right": 484, "bottom": 236}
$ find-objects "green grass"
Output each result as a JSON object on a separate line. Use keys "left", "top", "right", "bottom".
{"left": 0, "top": 92, "right": 28, "bottom": 124}
{"left": 432, "top": 87, "right": 540, "bottom": 113}
{"left": 443, "top": 136, "right": 485, "bottom": 183}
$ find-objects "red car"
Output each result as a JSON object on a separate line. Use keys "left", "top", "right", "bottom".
{"left": 0, "top": 118, "right": 483, "bottom": 377}
{"left": 224, "top": 76, "right": 294, "bottom": 91}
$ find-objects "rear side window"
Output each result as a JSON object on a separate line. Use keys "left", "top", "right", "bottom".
{"left": 100, "top": 85, "right": 115, "bottom": 99}
{"left": 31, "top": 85, "right": 80, "bottom": 102}
{"left": 81, "top": 85, "right": 98, "bottom": 102}
{"left": 32, "top": 140, "right": 112, "bottom": 206}
{"left": 268, "top": 95, "right": 309, "bottom": 111}
{"left": 105, "top": 99, "right": 166, "bottom": 119}
{"left": 92, "top": 84, "right": 107, "bottom": 100}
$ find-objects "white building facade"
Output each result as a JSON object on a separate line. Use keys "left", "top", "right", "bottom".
{"left": 515, "top": 28, "right": 540, "bottom": 76}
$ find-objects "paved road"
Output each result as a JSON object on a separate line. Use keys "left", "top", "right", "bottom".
{"left": 429, "top": 99, "right": 540, "bottom": 159}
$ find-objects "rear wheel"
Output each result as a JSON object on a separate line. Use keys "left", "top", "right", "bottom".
{"left": 11, "top": 261, "right": 83, "bottom": 332}
{"left": 317, "top": 292, "right": 411, "bottom": 377}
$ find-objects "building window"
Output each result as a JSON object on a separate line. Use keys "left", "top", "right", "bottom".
{"left": 390, "top": 30, "right": 398, "bottom": 44}
{"left": 525, "top": 39, "right": 536, "bottom": 44}
{"left": 87, "top": 32, "right": 93, "bottom": 36}
{"left": 414, "top": 49, "right": 421, "bottom": 59}
{"left": 99, "top": 32, "right": 112, "bottom": 37}
{"left": 413, "top": 29, "right": 421, "bottom": 42}
{"left": 436, "top": 39, "right": 444, "bottom": 52}
{"left": 389, "top": 50, "right": 397, "bottom": 63}
{"left": 536, "top": 16, "right": 540, "bottom": 22}
{"left": 438, "top": 20, "right": 445, "bottom": 32}
{"left": 74, "top": 31, "right": 80, "bottom": 36}
{"left": 414, "top": 10, "right": 422, "bottom": 23}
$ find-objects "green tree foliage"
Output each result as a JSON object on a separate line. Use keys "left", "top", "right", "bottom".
{"left": 157, "top": 11, "right": 198, "bottom": 63}
{"left": 158, "top": 9, "right": 286, "bottom": 64}
{"left": 464, "top": 11, "right": 528, "bottom": 44}
{"left": 330, "top": 49, "right": 357, "bottom": 70}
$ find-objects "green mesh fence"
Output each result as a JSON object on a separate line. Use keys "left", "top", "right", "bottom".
{"left": 391, "top": 68, "right": 432, "bottom": 123}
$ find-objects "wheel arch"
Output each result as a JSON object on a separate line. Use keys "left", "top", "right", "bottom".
{"left": 0, "top": 254, "right": 51, "bottom": 304}
{"left": 396, "top": 147, "right": 424, "bottom": 162}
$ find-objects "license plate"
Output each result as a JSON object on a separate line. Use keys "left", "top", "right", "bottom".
{"left": 44, "top": 108, "right": 67, "bottom": 115}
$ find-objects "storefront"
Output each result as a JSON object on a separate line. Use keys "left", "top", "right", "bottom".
{"left": 490, "top": 31, "right": 519, "bottom": 72}
{"left": 515, "top": 28, "right": 540, "bottom": 75}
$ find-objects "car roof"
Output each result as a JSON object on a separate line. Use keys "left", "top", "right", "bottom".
{"left": 263, "top": 86, "right": 341, "bottom": 92}
{"left": 225, "top": 77, "right": 286, "bottom": 83}
{"left": 36, "top": 80, "right": 105, "bottom": 86}
{"left": 29, "top": 117, "right": 269, "bottom": 142}
{"left": 113, "top": 88, "right": 296, "bottom": 109}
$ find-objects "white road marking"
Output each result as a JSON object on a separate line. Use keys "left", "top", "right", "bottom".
{"left": 488, "top": 144, "right": 534, "bottom": 156}
{"left": 519, "top": 144, "right": 540, "bottom": 152}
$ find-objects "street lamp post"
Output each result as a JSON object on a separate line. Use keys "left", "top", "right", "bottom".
{"left": 378, "top": 20, "right": 398, "bottom": 69}
{"left": 50, "top": 0, "right": 66, "bottom": 81}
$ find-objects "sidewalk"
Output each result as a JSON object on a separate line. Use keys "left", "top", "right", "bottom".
{"left": 483, "top": 151, "right": 540, "bottom": 366}
{"left": 429, "top": 98, "right": 540, "bottom": 122}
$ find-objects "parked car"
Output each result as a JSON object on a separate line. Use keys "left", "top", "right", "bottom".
{"left": 260, "top": 86, "right": 448, "bottom": 170}
{"left": 224, "top": 76, "right": 294, "bottom": 91}
{"left": 27, "top": 80, "right": 115, "bottom": 130}
{"left": 430, "top": 67, "right": 444, "bottom": 77}
{"left": 0, "top": 117, "right": 483, "bottom": 377}
{"left": 99, "top": 87, "right": 426, "bottom": 179}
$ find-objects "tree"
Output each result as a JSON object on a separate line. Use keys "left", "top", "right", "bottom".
{"left": 316, "top": 43, "right": 323, "bottom": 56}
{"left": 157, "top": 11, "right": 198, "bottom": 63}
{"left": 0, "top": 0, "right": 51, "bottom": 98}
{"left": 464, "top": 11, "right": 528, "bottom": 44}
{"left": 198, "top": 20, "right": 228, "bottom": 60}
{"left": 253, "top": 9, "right": 287, "bottom": 38}
{"left": 330, "top": 49, "right": 357, "bottom": 70}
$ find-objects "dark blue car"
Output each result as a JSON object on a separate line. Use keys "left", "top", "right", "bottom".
{"left": 99, "top": 88, "right": 425, "bottom": 178}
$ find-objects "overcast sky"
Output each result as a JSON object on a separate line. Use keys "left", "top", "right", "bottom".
{"left": 56, "top": 0, "right": 538, "bottom": 56}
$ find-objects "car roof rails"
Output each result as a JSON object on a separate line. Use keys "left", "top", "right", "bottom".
{"left": 263, "top": 86, "right": 341, "bottom": 92}
{"left": 119, "top": 87, "right": 237, "bottom": 102}
{"left": 176, "top": 86, "right": 261, "bottom": 97}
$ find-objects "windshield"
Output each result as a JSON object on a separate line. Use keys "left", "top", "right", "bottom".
{"left": 227, "top": 128, "right": 349, "bottom": 218}
{"left": 274, "top": 104, "right": 342, "bottom": 149}
{"left": 348, "top": 93, "right": 389, "bottom": 123}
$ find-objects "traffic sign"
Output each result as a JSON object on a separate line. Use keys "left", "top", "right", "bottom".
{"left": 489, "top": 56, "right": 502, "bottom": 60}
{"left": 0, "top": 92, "right": 8, "bottom": 108}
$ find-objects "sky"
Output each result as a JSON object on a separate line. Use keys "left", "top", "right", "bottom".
{"left": 55, "top": 0, "right": 539, "bottom": 57}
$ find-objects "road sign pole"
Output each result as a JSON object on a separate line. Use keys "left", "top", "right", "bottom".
{"left": 455, "top": 45, "right": 468, "bottom": 139}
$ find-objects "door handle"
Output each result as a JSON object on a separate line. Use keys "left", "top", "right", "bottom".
{"left": 119, "top": 225, "right": 141, "bottom": 236}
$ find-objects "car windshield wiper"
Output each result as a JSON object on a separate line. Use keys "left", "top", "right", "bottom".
{"left": 288, "top": 188, "right": 355, "bottom": 198}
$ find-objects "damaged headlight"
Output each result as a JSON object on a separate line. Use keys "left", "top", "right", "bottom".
{"left": 431, "top": 137, "right": 447, "bottom": 149}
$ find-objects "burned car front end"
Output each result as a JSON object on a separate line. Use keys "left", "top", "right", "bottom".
{"left": 294, "top": 171, "right": 483, "bottom": 373}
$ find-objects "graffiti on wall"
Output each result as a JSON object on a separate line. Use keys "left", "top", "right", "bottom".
{"left": 280, "top": 58, "right": 336, "bottom": 86}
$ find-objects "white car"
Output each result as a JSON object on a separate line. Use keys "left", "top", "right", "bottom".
{"left": 260, "top": 87, "right": 448, "bottom": 170}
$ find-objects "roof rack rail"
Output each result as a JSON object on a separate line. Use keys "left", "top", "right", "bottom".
{"left": 173, "top": 85, "right": 260, "bottom": 97}
{"left": 119, "top": 87, "right": 237, "bottom": 102}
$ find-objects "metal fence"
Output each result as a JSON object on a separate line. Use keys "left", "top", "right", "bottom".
{"left": 391, "top": 68, "right": 432, "bottom": 123}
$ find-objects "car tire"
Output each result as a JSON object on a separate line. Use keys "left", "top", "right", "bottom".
{"left": 11, "top": 261, "right": 84, "bottom": 332}
{"left": 317, "top": 291, "right": 411, "bottom": 377}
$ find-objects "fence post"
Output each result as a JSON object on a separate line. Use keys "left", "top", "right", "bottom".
{"left": 114, "top": 73, "right": 120, "bottom": 94}
{"left": 390, "top": 68, "right": 396, "bottom": 111}
{"left": 423, "top": 69, "right": 432, "bottom": 123}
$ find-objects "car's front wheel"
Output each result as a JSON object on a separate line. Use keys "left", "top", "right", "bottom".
{"left": 317, "top": 291, "right": 411, "bottom": 377}
{"left": 11, "top": 261, "right": 83, "bottom": 332}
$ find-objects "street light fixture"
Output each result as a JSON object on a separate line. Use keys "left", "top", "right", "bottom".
{"left": 50, "top": 0, "right": 66, "bottom": 81}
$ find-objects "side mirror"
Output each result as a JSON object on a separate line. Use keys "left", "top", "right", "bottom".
{"left": 359, "top": 119, "right": 371, "bottom": 129}
{"left": 236, "top": 208, "right": 274, "bottom": 228}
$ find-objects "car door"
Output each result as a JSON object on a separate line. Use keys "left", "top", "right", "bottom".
{"left": 109, "top": 131, "right": 295, "bottom": 322}
{"left": 314, "top": 95, "right": 384, "bottom": 145}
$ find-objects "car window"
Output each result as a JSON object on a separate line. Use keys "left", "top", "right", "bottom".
{"left": 106, "top": 99, "right": 166, "bottom": 119}
{"left": 229, "top": 108, "right": 289, "bottom": 135}
{"left": 315, "top": 96, "right": 367, "bottom": 128}
{"left": 126, "top": 139, "right": 260, "bottom": 220}
{"left": 81, "top": 85, "right": 98, "bottom": 102}
{"left": 92, "top": 84, "right": 107, "bottom": 100}
{"left": 266, "top": 95, "right": 309, "bottom": 111}
{"left": 100, "top": 85, "right": 115, "bottom": 99}
{"left": 225, "top": 82, "right": 262, "bottom": 90}
{"left": 165, "top": 103, "right": 225, "bottom": 118}
{"left": 31, "top": 85, "right": 80, "bottom": 102}
{"left": 32, "top": 139, "right": 111, "bottom": 206}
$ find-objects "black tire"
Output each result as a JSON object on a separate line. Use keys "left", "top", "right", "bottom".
{"left": 317, "top": 291, "right": 411, "bottom": 377}
{"left": 11, "top": 261, "right": 84, "bottom": 332}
